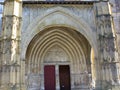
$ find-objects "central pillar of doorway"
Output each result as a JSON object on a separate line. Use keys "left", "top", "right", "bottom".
{"left": 56, "top": 64, "right": 60, "bottom": 90}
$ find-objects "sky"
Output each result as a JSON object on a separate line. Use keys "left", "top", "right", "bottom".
{"left": 0, "top": 0, "right": 4, "bottom": 2}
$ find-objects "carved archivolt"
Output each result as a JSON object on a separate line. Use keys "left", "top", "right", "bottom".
{"left": 25, "top": 27, "right": 91, "bottom": 89}
{"left": 26, "top": 27, "right": 90, "bottom": 73}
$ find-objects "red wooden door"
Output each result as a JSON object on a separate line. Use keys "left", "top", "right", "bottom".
{"left": 44, "top": 65, "right": 56, "bottom": 90}
{"left": 59, "top": 65, "right": 71, "bottom": 90}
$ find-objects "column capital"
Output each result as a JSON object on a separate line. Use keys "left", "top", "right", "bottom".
{"left": 4, "top": 0, "right": 22, "bottom": 17}
{"left": 94, "top": 1, "right": 112, "bottom": 16}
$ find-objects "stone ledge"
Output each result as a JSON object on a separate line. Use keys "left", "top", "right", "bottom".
{"left": 23, "top": 1, "right": 95, "bottom": 5}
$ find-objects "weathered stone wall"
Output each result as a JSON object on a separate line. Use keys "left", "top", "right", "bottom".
{"left": 0, "top": 5, "right": 3, "bottom": 36}
{"left": 110, "top": 1, "right": 120, "bottom": 85}
{"left": 22, "top": 3, "right": 98, "bottom": 90}
{"left": 21, "top": 4, "right": 97, "bottom": 60}
{"left": 0, "top": 0, "right": 120, "bottom": 90}
{"left": 110, "top": 0, "right": 120, "bottom": 57}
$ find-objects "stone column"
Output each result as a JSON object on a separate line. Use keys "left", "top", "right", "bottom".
{"left": 56, "top": 64, "right": 60, "bottom": 90}
{"left": 95, "top": 1, "right": 119, "bottom": 90}
{"left": 0, "top": 0, "right": 23, "bottom": 90}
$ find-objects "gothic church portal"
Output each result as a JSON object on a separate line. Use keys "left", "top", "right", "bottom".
{"left": 0, "top": 0, "right": 120, "bottom": 90}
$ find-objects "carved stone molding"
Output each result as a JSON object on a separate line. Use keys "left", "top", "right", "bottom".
{"left": 2, "top": 15, "right": 21, "bottom": 40}
{"left": 97, "top": 15, "right": 113, "bottom": 36}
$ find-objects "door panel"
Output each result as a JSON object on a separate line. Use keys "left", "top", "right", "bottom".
{"left": 44, "top": 65, "right": 56, "bottom": 90}
{"left": 59, "top": 65, "right": 71, "bottom": 90}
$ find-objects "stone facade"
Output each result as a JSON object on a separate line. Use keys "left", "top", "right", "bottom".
{"left": 0, "top": 0, "right": 120, "bottom": 90}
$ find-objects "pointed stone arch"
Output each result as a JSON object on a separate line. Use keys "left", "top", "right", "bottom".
{"left": 25, "top": 26, "right": 96, "bottom": 89}
{"left": 24, "top": 8, "right": 98, "bottom": 90}
{"left": 22, "top": 8, "right": 98, "bottom": 60}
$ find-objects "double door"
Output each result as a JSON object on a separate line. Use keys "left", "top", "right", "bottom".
{"left": 44, "top": 65, "right": 71, "bottom": 90}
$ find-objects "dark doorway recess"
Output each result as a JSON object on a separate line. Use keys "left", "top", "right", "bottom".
{"left": 59, "top": 65, "right": 71, "bottom": 90}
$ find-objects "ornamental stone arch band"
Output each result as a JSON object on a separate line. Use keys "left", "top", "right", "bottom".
{"left": 25, "top": 27, "right": 96, "bottom": 90}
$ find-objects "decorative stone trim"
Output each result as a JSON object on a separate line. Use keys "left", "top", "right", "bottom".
{"left": 23, "top": 1, "right": 95, "bottom": 5}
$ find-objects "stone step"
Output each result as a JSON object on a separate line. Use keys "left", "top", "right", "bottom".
{"left": 112, "top": 85, "right": 120, "bottom": 90}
